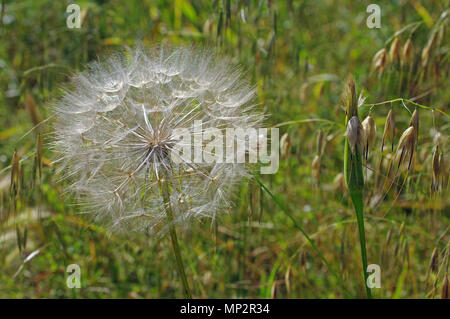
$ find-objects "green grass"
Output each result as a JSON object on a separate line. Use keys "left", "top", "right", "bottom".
{"left": 0, "top": 0, "right": 449, "bottom": 298}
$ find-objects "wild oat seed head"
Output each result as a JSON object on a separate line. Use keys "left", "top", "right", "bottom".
{"left": 362, "top": 115, "right": 376, "bottom": 156}
{"left": 311, "top": 154, "right": 321, "bottom": 181}
{"left": 389, "top": 38, "right": 401, "bottom": 64}
{"left": 429, "top": 247, "right": 439, "bottom": 273}
{"left": 317, "top": 130, "right": 325, "bottom": 156}
{"left": 51, "top": 45, "right": 264, "bottom": 235}
{"left": 421, "top": 31, "right": 437, "bottom": 68}
{"left": 382, "top": 109, "right": 395, "bottom": 152}
{"left": 442, "top": 275, "right": 449, "bottom": 299}
{"left": 432, "top": 131, "right": 446, "bottom": 150}
{"left": 439, "top": 152, "right": 448, "bottom": 189}
{"left": 280, "top": 132, "right": 291, "bottom": 159}
{"left": 343, "top": 76, "right": 358, "bottom": 118}
{"left": 402, "top": 39, "right": 414, "bottom": 66}
{"left": 395, "top": 126, "right": 415, "bottom": 170}
{"left": 371, "top": 48, "right": 388, "bottom": 75}
{"left": 397, "top": 126, "right": 414, "bottom": 150}
{"left": 431, "top": 146, "right": 441, "bottom": 193}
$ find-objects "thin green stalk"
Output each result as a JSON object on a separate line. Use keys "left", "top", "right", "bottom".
{"left": 160, "top": 179, "right": 192, "bottom": 299}
{"left": 343, "top": 76, "right": 372, "bottom": 298}
{"left": 364, "top": 98, "right": 448, "bottom": 118}
{"left": 345, "top": 139, "right": 372, "bottom": 299}
{"left": 254, "top": 176, "right": 352, "bottom": 298}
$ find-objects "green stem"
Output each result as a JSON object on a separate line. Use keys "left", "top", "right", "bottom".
{"left": 160, "top": 179, "right": 192, "bottom": 299}
{"left": 350, "top": 190, "right": 372, "bottom": 299}
{"left": 344, "top": 138, "right": 372, "bottom": 299}
{"left": 343, "top": 76, "right": 372, "bottom": 298}
{"left": 364, "top": 98, "right": 449, "bottom": 118}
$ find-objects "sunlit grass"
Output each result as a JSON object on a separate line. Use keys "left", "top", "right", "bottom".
{"left": 0, "top": 0, "right": 448, "bottom": 298}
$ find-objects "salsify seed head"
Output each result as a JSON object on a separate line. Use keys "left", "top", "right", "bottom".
{"left": 345, "top": 116, "right": 364, "bottom": 155}
{"left": 50, "top": 45, "right": 264, "bottom": 235}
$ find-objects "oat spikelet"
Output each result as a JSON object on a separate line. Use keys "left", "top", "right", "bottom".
{"left": 317, "top": 130, "right": 325, "bottom": 156}
{"left": 311, "top": 155, "right": 321, "bottom": 182}
{"left": 432, "top": 131, "right": 445, "bottom": 150}
{"left": 431, "top": 147, "right": 441, "bottom": 193}
{"left": 429, "top": 247, "right": 439, "bottom": 274}
{"left": 361, "top": 115, "right": 376, "bottom": 160}
{"left": 402, "top": 38, "right": 414, "bottom": 66}
{"left": 371, "top": 48, "right": 388, "bottom": 76}
{"left": 442, "top": 275, "right": 449, "bottom": 299}
{"left": 440, "top": 152, "right": 448, "bottom": 190}
{"left": 395, "top": 126, "right": 415, "bottom": 170}
{"left": 382, "top": 109, "right": 395, "bottom": 152}
{"left": 389, "top": 38, "right": 401, "bottom": 64}
{"left": 280, "top": 132, "right": 291, "bottom": 159}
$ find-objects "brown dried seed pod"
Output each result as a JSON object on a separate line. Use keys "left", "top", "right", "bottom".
{"left": 362, "top": 116, "right": 376, "bottom": 160}
{"left": 439, "top": 152, "right": 448, "bottom": 189}
{"left": 280, "top": 132, "right": 291, "bottom": 159}
{"left": 402, "top": 39, "right": 414, "bottom": 66}
{"left": 371, "top": 48, "right": 388, "bottom": 75}
{"left": 389, "top": 38, "right": 401, "bottom": 64}
{"left": 311, "top": 155, "right": 321, "bottom": 181}
{"left": 382, "top": 109, "right": 395, "bottom": 152}
{"left": 317, "top": 130, "right": 324, "bottom": 156}
{"left": 25, "top": 93, "right": 41, "bottom": 127}
{"left": 433, "top": 131, "right": 446, "bottom": 150}
{"left": 442, "top": 275, "right": 449, "bottom": 299}
{"left": 429, "top": 247, "right": 439, "bottom": 273}
{"left": 395, "top": 126, "right": 415, "bottom": 170}
{"left": 431, "top": 147, "right": 441, "bottom": 193}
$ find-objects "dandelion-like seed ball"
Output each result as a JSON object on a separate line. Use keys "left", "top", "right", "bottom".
{"left": 51, "top": 46, "right": 264, "bottom": 235}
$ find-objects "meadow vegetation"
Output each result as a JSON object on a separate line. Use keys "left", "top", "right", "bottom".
{"left": 0, "top": 0, "right": 448, "bottom": 298}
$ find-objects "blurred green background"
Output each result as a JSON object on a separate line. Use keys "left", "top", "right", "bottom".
{"left": 0, "top": 0, "right": 448, "bottom": 298}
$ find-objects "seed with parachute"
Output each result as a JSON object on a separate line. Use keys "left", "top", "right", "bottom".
{"left": 51, "top": 45, "right": 264, "bottom": 235}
